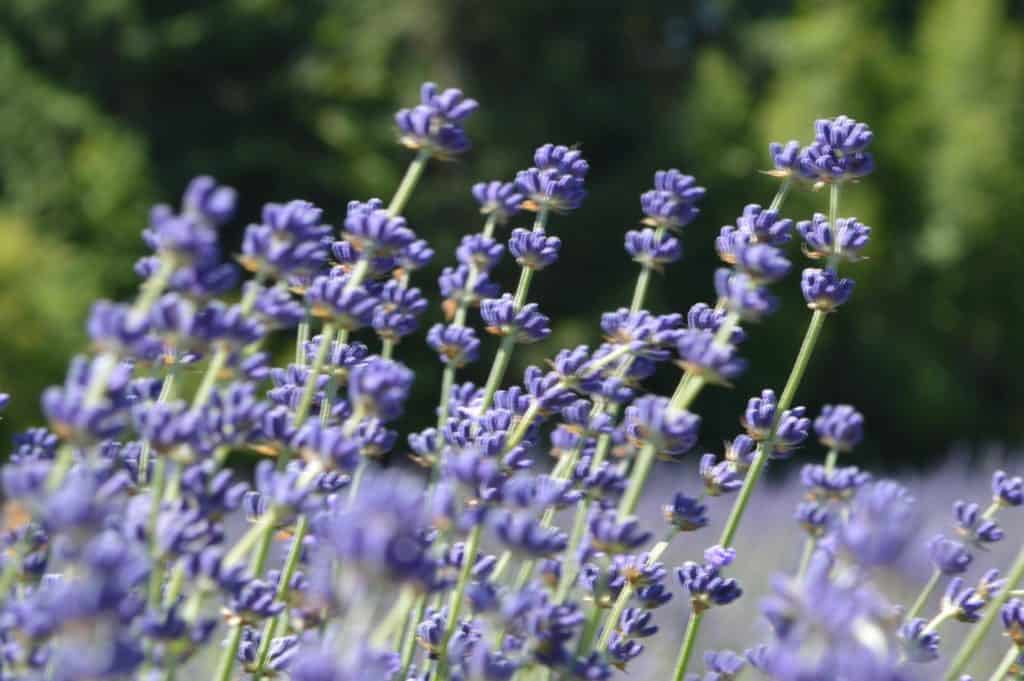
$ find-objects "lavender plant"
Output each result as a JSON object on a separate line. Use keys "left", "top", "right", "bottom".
{"left": 0, "top": 85, "right": 1020, "bottom": 681}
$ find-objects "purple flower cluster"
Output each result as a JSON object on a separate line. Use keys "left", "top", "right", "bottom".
{"left": 3, "top": 89, "right": 1021, "bottom": 681}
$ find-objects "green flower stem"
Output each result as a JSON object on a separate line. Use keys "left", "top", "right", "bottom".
{"left": 670, "top": 611, "right": 705, "bottom": 681}
{"left": 138, "top": 365, "right": 178, "bottom": 486}
{"left": 388, "top": 149, "right": 432, "bottom": 216}
{"left": 554, "top": 498, "right": 592, "bottom": 602}
{"left": 987, "top": 645, "right": 1018, "bottom": 681}
{"left": 594, "top": 536, "right": 673, "bottom": 652}
{"left": 45, "top": 444, "right": 76, "bottom": 493}
{"left": 213, "top": 625, "right": 245, "bottom": 681}
{"left": 296, "top": 306, "right": 312, "bottom": 365}
{"left": 905, "top": 568, "right": 942, "bottom": 622}
{"left": 944, "top": 544, "right": 1024, "bottom": 680}
{"left": 0, "top": 534, "right": 30, "bottom": 597}
{"left": 251, "top": 515, "right": 310, "bottom": 678}
{"left": 381, "top": 338, "right": 395, "bottom": 359}
{"left": 575, "top": 604, "right": 603, "bottom": 659}
{"left": 478, "top": 334, "right": 517, "bottom": 415}
{"left": 824, "top": 447, "right": 839, "bottom": 472}
{"left": 292, "top": 323, "right": 336, "bottom": 428}
{"left": 476, "top": 208, "right": 550, "bottom": 415}
{"left": 399, "top": 594, "right": 429, "bottom": 679}
{"left": 770, "top": 178, "right": 792, "bottom": 212}
{"left": 437, "top": 523, "right": 483, "bottom": 677}
{"left": 719, "top": 308, "right": 826, "bottom": 548}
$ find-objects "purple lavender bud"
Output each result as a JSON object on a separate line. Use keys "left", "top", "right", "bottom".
{"left": 898, "top": 618, "right": 940, "bottom": 662}
{"left": 637, "top": 582, "right": 674, "bottom": 609}
{"left": 704, "top": 545, "right": 736, "bottom": 569}
{"left": 795, "top": 501, "right": 832, "bottom": 537}
{"left": 253, "top": 284, "right": 305, "bottom": 329}
{"left": 801, "top": 267, "right": 855, "bottom": 312}
{"left": 509, "top": 228, "right": 562, "bottom": 270}
{"left": 133, "top": 400, "right": 199, "bottom": 454}
{"left": 664, "top": 492, "right": 709, "bottom": 532}
{"left": 534, "top": 144, "right": 589, "bottom": 178}
{"left": 343, "top": 199, "right": 416, "bottom": 255}
{"left": 797, "top": 213, "right": 871, "bottom": 263}
{"left": 768, "top": 140, "right": 812, "bottom": 179}
{"left": 426, "top": 323, "right": 481, "bottom": 367}
{"left": 515, "top": 167, "right": 587, "bottom": 213}
{"left": 686, "top": 302, "right": 746, "bottom": 344}
{"left": 619, "top": 607, "right": 658, "bottom": 638}
{"left": 348, "top": 358, "right": 414, "bottom": 422}
{"left": 523, "top": 366, "right": 575, "bottom": 412}
{"left": 992, "top": 470, "right": 1024, "bottom": 507}
{"left": 492, "top": 511, "right": 568, "bottom": 557}
{"left": 953, "top": 500, "right": 1004, "bottom": 545}
{"left": 929, "top": 535, "right": 974, "bottom": 575}
{"left": 306, "top": 275, "right": 377, "bottom": 331}
{"left": 481, "top": 295, "right": 551, "bottom": 344}
{"left": 588, "top": 509, "right": 652, "bottom": 554}
{"left": 771, "top": 407, "right": 811, "bottom": 458}
{"left": 742, "top": 389, "right": 777, "bottom": 440}
{"left": 978, "top": 569, "right": 1006, "bottom": 601}
{"left": 675, "top": 561, "right": 742, "bottom": 611}
{"left": 439, "top": 264, "right": 501, "bottom": 305}
{"left": 640, "top": 169, "right": 705, "bottom": 229}
{"left": 395, "top": 82, "right": 477, "bottom": 157}
{"left": 675, "top": 328, "right": 748, "bottom": 384}
{"left": 816, "top": 115, "right": 873, "bottom": 153}
{"left": 1001, "top": 598, "right": 1024, "bottom": 644}
{"left": 703, "top": 649, "right": 746, "bottom": 678}
{"left": 612, "top": 552, "right": 667, "bottom": 588}
{"left": 624, "top": 228, "right": 682, "bottom": 270}
{"left": 734, "top": 243, "right": 791, "bottom": 283}
{"left": 457, "top": 234, "right": 505, "bottom": 273}
{"left": 607, "top": 631, "right": 644, "bottom": 670}
{"left": 814, "top": 404, "right": 865, "bottom": 452}
{"left": 87, "top": 301, "right": 150, "bottom": 356}
{"left": 699, "top": 454, "right": 742, "bottom": 496}
{"left": 624, "top": 395, "right": 701, "bottom": 461}
{"left": 472, "top": 180, "right": 523, "bottom": 223}
{"left": 724, "top": 435, "right": 758, "bottom": 470}
{"left": 733, "top": 204, "right": 794, "bottom": 246}
{"left": 241, "top": 200, "right": 332, "bottom": 279}
{"left": 714, "top": 269, "right": 778, "bottom": 322}
{"left": 373, "top": 279, "right": 427, "bottom": 341}
{"left": 838, "top": 480, "right": 918, "bottom": 567}
{"left": 292, "top": 422, "right": 359, "bottom": 472}
{"left": 183, "top": 175, "right": 237, "bottom": 226}
{"left": 572, "top": 652, "right": 612, "bottom": 680}
{"left": 801, "top": 464, "right": 872, "bottom": 502}
{"left": 396, "top": 239, "right": 434, "bottom": 273}
{"left": 942, "top": 577, "right": 986, "bottom": 623}
{"left": 579, "top": 460, "right": 627, "bottom": 506}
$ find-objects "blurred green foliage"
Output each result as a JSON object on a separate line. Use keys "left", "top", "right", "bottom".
{"left": 1, "top": 0, "right": 1022, "bottom": 467}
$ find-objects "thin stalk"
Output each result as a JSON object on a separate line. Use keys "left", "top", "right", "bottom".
{"left": 718, "top": 309, "right": 826, "bottom": 549}
{"left": 437, "top": 523, "right": 483, "bottom": 676}
{"left": 594, "top": 538, "right": 673, "bottom": 652}
{"left": 478, "top": 335, "right": 517, "bottom": 415}
{"left": 381, "top": 338, "right": 395, "bottom": 359}
{"left": 138, "top": 366, "right": 178, "bottom": 485}
{"left": 670, "top": 612, "right": 705, "bottom": 681}
{"left": 292, "top": 324, "right": 336, "bottom": 427}
{"left": 944, "top": 544, "right": 1024, "bottom": 680}
{"left": 475, "top": 208, "right": 550, "bottom": 415}
{"left": 388, "top": 149, "right": 432, "bottom": 216}
{"left": 399, "top": 594, "right": 429, "bottom": 679}
{"left": 905, "top": 569, "right": 942, "bottom": 622}
{"left": 987, "top": 646, "right": 1018, "bottom": 681}
{"left": 251, "top": 516, "right": 310, "bottom": 678}
{"left": 769, "top": 178, "right": 792, "bottom": 212}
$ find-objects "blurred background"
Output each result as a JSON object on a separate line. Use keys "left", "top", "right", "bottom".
{"left": 1, "top": 0, "right": 1022, "bottom": 468}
